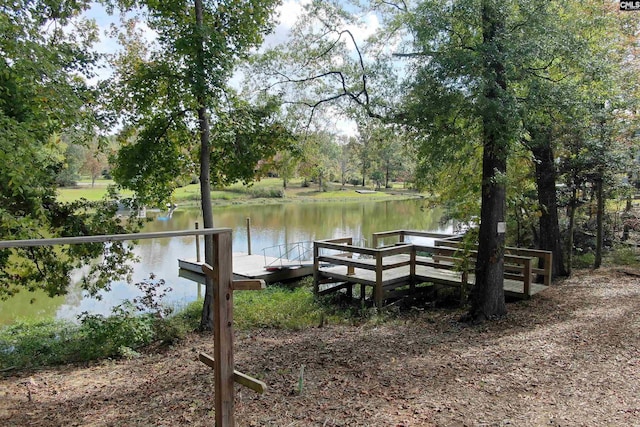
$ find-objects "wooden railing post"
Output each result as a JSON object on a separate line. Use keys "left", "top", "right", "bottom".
{"left": 410, "top": 245, "right": 416, "bottom": 293}
{"left": 195, "top": 222, "right": 201, "bottom": 263}
{"left": 347, "top": 237, "right": 355, "bottom": 276}
{"left": 523, "top": 257, "right": 532, "bottom": 297}
{"left": 375, "top": 251, "right": 383, "bottom": 308}
{"left": 543, "top": 252, "right": 552, "bottom": 286}
{"left": 200, "top": 230, "right": 267, "bottom": 427}
{"left": 313, "top": 242, "right": 320, "bottom": 295}
{"left": 213, "top": 231, "right": 235, "bottom": 427}
{"left": 246, "top": 217, "right": 252, "bottom": 255}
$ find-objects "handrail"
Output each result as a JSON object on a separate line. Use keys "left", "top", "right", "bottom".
{"left": 372, "top": 230, "right": 461, "bottom": 248}
{"left": 262, "top": 241, "right": 314, "bottom": 268}
{"left": 433, "top": 239, "right": 553, "bottom": 287}
{"left": 317, "top": 244, "right": 413, "bottom": 271}
{"left": 0, "top": 228, "right": 232, "bottom": 249}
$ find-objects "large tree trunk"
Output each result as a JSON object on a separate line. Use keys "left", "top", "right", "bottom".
{"left": 467, "top": 0, "right": 507, "bottom": 322}
{"left": 531, "top": 130, "right": 567, "bottom": 278}
{"left": 194, "top": 0, "right": 215, "bottom": 331}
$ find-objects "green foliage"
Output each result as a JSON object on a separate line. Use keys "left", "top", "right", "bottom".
{"left": 246, "top": 187, "right": 285, "bottom": 199}
{"left": 608, "top": 246, "right": 640, "bottom": 267}
{"left": 78, "top": 303, "right": 156, "bottom": 359}
{"left": 572, "top": 252, "right": 595, "bottom": 269}
{"left": 106, "top": 1, "right": 290, "bottom": 208}
{"left": 0, "top": 319, "right": 81, "bottom": 369}
{"left": 0, "top": 1, "right": 143, "bottom": 300}
{"left": 233, "top": 285, "right": 328, "bottom": 330}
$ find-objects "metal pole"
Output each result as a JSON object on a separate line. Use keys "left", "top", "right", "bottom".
{"left": 195, "top": 222, "right": 201, "bottom": 263}
{"left": 246, "top": 217, "right": 252, "bottom": 255}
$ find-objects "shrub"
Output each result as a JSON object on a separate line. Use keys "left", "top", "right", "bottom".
{"left": 609, "top": 246, "right": 640, "bottom": 267}
{"left": 78, "top": 302, "right": 155, "bottom": 359}
{"left": 572, "top": 252, "right": 595, "bottom": 269}
{"left": 248, "top": 187, "right": 285, "bottom": 198}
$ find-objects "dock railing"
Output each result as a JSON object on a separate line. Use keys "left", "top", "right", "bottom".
{"left": 432, "top": 239, "right": 552, "bottom": 290}
{"left": 313, "top": 237, "right": 414, "bottom": 304}
{"left": 315, "top": 231, "right": 553, "bottom": 307}
{"left": 371, "top": 230, "right": 462, "bottom": 248}
{"left": 261, "top": 241, "right": 314, "bottom": 269}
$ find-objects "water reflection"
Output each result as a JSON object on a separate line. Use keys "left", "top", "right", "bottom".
{"left": 0, "top": 199, "right": 451, "bottom": 324}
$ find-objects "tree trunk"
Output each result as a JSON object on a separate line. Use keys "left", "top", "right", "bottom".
{"left": 385, "top": 161, "right": 390, "bottom": 188}
{"left": 594, "top": 176, "right": 604, "bottom": 269}
{"left": 566, "top": 187, "right": 577, "bottom": 276}
{"left": 194, "top": 0, "right": 215, "bottom": 331}
{"left": 531, "top": 132, "right": 568, "bottom": 278}
{"left": 467, "top": 0, "right": 507, "bottom": 322}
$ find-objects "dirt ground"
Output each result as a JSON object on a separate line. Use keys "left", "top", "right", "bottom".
{"left": 1, "top": 268, "right": 639, "bottom": 426}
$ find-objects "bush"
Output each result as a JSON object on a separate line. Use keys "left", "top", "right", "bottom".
{"left": 248, "top": 187, "right": 285, "bottom": 198}
{"left": 572, "top": 252, "right": 595, "bottom": 269}
{"left": 609, "top": 246, "right": 640, "bottom": 267}
{"left": 78, "top": 302, "right": 156, "bottom": 359}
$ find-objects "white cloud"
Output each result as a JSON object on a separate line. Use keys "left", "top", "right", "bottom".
{"left": 263, "top": 0, "right": 311, "bottom": 49}
{"left": 346, "top": 11, "right": 380, "bottom": 48}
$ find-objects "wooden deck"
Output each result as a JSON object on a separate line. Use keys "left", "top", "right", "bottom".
{"left": 314, "top": 231, "right": 552, "bottom": 308}
{"left": 179, "top": 253, "right": 314, "bottom": 285}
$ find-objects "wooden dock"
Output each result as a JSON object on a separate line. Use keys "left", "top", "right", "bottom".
{"left": 179, "top": 253, "right": 314, "bottom": 285}
{"left": 314, "top": 231, "right": 552, "bottom": 308}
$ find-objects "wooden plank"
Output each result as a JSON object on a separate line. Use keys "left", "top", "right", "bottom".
{"left": 318, "top": 255, "right": 376, "bottom": 271}
{"left": 232, "top": 279, "right": 266, "bottom": 291}
{"left": 315, "top": 241, "right": 378, "bottom": 256}
{"left": 199, "top": 353, "right": 267, "bottom": 394}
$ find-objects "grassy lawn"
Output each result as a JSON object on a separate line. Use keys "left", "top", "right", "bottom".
{"left": 56, "top": 177, "right": 420, "bottom": 205}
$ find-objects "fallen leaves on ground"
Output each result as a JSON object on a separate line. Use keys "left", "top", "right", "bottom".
{"left": 1, "top": 268, "right": 639, "bottom": 426}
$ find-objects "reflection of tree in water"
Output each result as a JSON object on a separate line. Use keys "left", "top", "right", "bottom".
{"left": 140, "top": 200, "right": 450, "bottom": 253}
{"left": 138, "top": 200, "right": 448, "bottom": 257}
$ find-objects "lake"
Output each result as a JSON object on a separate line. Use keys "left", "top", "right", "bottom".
{"left": 0, "top": 198, "right": 454, "bottom": 325}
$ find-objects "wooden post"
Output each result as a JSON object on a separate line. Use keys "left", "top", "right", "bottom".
{"left": 410, "top": 245, "right": 416, "bottom": 294}
{"left": 347, "top": 237, "right": 355, "bottom": 276}
{"left": 201, "top": 255, "right": 267, "bottom": 427}
{"left": 246, "top": 217, "right": 252, "bottom": 255}
{"left": 543, "top": 252, "right": 552, "bottom": 287}
{"left": 313, "top": 242, "right": 320, "bottom": 295}
{"left": 523, "top": 257, "right": 532, "bottom": 297}
{"left": 195, "top": 222, "right": 201, "bottom": 263}
{"left": 375, "top": 251, "right": 383, "bottom": 308}
{"left": 213, "top": 232, "right": 234, "bottom": 427}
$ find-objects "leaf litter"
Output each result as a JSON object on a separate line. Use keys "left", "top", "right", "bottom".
{"left": 1, "top": 267, "right": 639, "bottom": 426}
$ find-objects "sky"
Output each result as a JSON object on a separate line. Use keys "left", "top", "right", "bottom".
{"left": 82, "top": 0, "right": 381, "bottom": 137}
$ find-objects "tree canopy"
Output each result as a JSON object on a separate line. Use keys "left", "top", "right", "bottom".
{"left": 0, "top": 0, "right": 140, "bottom": 300}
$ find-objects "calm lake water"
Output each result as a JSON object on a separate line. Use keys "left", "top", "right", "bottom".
{"left": 0, "top": 198, "right": 454, "bottom": 325}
